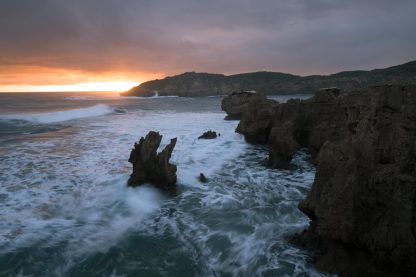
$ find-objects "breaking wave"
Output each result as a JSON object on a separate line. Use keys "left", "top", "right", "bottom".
{"left": 0, "top": 104, "right": 113, "bottom": 124}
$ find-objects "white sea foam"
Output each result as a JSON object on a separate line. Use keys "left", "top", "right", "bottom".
{"left": 0, "top": 110, "right": 246, "bottom": 253}
{"left": 132, "top": 95, "right": 179, "bottom": 99}
{"left": 102, "top": 111, "right": 248, "bottom": 186}
{"left": 65, "top": 95, "right": 142, "bottom": 101}
{"left": 0, "top": 101, "right": 324, "bottom": 276}
{"left": 0, "top": 104, "right": 113, "bottom": 124}
{"left": 65, "top": 96, "right": 102, "bottom": 101}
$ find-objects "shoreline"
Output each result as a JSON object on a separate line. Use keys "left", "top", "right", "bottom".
{"left": 222, "top": 85, "right": 416, "bottom": 276}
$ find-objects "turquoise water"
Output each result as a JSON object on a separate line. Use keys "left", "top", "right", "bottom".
{"left": 0, "top": 92, "right": 325, "bottom": 276}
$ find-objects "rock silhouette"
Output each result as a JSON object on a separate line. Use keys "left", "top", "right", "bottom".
{"left": 221, "top": 91, "right": 268, "bottom": 120}
{"left": 127, "top": 131, "right": 177, "bottom": 196}
{"left": 122, "top": 61, "right": 416, "bottom": 97}
{"left": 199, "top": 173, "right": 208, "bottom": 183}
{"left": 198, "top": 130, "right": 217, "bottom": 139}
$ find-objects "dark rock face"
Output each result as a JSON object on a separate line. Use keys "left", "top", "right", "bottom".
{"left": 128, "top": 131, "right": 177, "bottom": 195}
{"left": 233, "top": 87, "right": 347, "bottom": 167}
{"left": 298, "top": 85, "right": 416, "bottom": 276}
{"left": 198, "top": 130, "right": 217, "bottom": 139}
{"left": 222, "top": 90, "right": 279, "bottom": 144}
{"left": 266, "top": 88, "right": 348, "bottom": 167}
{"left": 235, "top": 97, "right": 278, "bottom": 144}
{"left": 221, "top": 91, "right": 267, "bottom": 120}
{"left": 228, "top": 84, "right": 416, "bottom": 276}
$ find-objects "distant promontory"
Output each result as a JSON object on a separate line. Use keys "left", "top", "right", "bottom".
{"left": 122, "top": 61, "right": 416, "bottom": 97}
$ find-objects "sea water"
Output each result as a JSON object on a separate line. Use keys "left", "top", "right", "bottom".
{"left": 0, "top": 92, "right": 327, "bottom": 276}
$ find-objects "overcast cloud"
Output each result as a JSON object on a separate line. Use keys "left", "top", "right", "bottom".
{"left": 0, "top": 0, "right": 415, "bottom": 84}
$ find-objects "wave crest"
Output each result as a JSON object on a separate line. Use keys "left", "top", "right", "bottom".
{"left": 0, "top": 104, "right": 113, "bottom": 124}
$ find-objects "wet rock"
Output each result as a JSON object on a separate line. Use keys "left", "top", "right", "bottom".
{"left": 235, "top": 87, "right": 347, "bottom": 167}
{"left": 296, "top": 85, "right": 416, "bottom": 276}
{"left": 271, "top": 87, "right": 347, "bottom": 166}
{"left": 229, "top": 84, "right": 416, "bottom": 276}
{"left": 199, "top": 173, "right": 208, "bottom": 183}
{"left": 235, "top": 97, "right": 277, "bottom": 144}
{"left": 198, "top": 131, "right": 217, "bottom": 140}
{"left": 221, "top": 90, "right": 267, "bottom": 120}
{"left": 127, "top": 131, "right": 177, "bottom": 196}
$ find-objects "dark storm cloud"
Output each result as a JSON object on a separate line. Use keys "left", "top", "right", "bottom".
{"left": 0, "top": 0, "right": 415, "bottom": 78}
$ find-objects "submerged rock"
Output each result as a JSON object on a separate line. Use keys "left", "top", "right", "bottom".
{"left": 127, "top": 131, "right": 177, "bottom": 195}
{"left": 199, "top": 173, "right": 208, "bottom": 183}
{"left": 198, "top": 130, "right": 218, "bottom": 139}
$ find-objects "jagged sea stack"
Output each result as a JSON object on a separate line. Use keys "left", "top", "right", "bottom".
{"left": 127, "top": 131, "right": 177, "bottom": 196}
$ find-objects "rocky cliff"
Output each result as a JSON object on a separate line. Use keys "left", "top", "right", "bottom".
{"left": 122, "top": 61, "right": 416, "bottom": 97}
{"left": 222, "top": 85, "right": 416, "bottom": 276}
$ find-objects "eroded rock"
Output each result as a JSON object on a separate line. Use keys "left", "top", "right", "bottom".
{"left": 221, "top": 91, "right": 267, "bottom": 120}
{"left": 127, "top": 131, "right": 177, "bottom": 195}
{"left": 226, "top": 85, "right": 416, "bottom": 276}
{"left": 198, "top": 131, "right": 217, "bottom": 139}
{"left": 297, "top": 85, "right": 416, "bottom": 276}
{"left": 233, "top": 87, "right": 347, "bottom": 167}
{"left": 235, "top": 97, "right": 277, "bottom": 144}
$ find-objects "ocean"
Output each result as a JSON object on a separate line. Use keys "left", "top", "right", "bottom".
{"left": 0, "top": 92, "right": 326, "bottom": 276}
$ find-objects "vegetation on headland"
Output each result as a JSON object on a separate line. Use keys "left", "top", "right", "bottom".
{"left": 122, "top": 61, "right": 416, "bottom": 97}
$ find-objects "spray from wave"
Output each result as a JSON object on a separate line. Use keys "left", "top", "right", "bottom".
{"left": 0, "top": 104, "right": 113, "bottom": 124}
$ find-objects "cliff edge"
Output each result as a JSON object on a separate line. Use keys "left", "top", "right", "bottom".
{"left": 222, "top": 85, "right": 416, "bottom": 276}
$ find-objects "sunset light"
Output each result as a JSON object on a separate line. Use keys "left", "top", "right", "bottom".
{"left": 1, "top": 1, "right": 416, "bottom": 276}
{"left": 0, "top": 81, "right": 140, "bottom": 93}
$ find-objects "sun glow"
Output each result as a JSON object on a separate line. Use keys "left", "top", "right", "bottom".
{"left": 0, "top": 81, "right": 140, "bottom": 93}
{"left": 46, "top": 81, "right": 140, "bottom": 92}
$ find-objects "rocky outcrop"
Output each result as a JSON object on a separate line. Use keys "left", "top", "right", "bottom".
{"left": 221, "top": 91, "right": 268, "bottom": 120}
{"left": 297, "top": 85, "right": 416, "bottom": 276}
{"left": 122, "top": 61, "right": 416, "bottom": 97}
{"left": 229, "top": 87, "right": 347, "bottom": 167}
{"left": 128, "top": 131, "right": 177, "bottom": 195}
{"left": 227, "top": 84, "right": 416, "bottom": 276}
{"left": 235, "top": 97, "right": 277, "bottom": 144}
{"left": 221, "top": 90, "right": 279, "bottom": 144}
{"left": 266, "top": 88, "right": 348, "bottom": 167}
{"left": 198, "top": 130, "right": 218, "bottom": 139}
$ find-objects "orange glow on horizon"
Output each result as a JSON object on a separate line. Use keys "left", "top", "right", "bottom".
{"left": 0, "top": 81, "right": 140, "bottom": 93}
{"left": 0, "top": 65, "right": 165, "bottom": 93}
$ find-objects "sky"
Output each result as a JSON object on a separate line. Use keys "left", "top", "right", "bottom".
{"left": 0, "top": 0, "right": 415, "bottom": 92}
